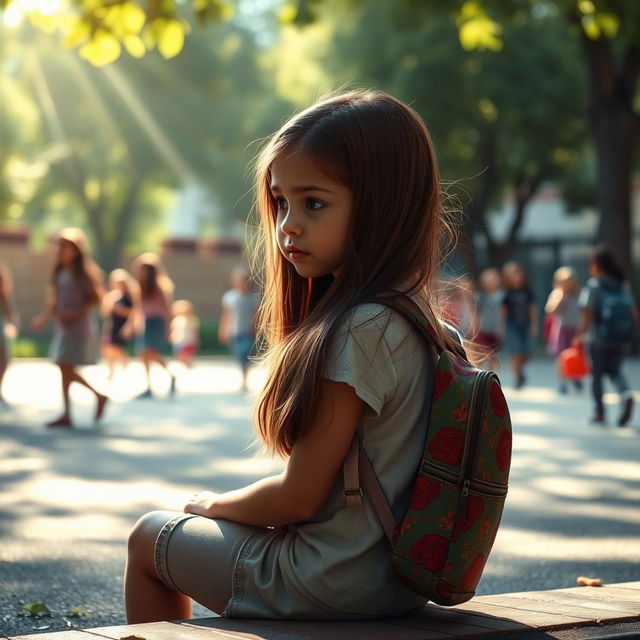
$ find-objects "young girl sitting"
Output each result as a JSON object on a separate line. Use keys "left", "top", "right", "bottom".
{"left": 125, "top": 89, "right": 461, "bottom": 622}
{"left": 31, "top": 228, "right": 107, "bottom": 427}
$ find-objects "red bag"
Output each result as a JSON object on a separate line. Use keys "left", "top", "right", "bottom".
{"left": 559, "top": 346, "right": 589, "bottom": 379}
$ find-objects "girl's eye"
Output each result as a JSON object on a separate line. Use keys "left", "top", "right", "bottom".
{"left": 275, "top": 197, "right": 288, "bottom": 211}
{"left": 306, "top": 198, "right": 325, "bottom": 211}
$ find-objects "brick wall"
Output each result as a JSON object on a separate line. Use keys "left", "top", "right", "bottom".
{"left": 0, "top": 228, "right": 246, "bottom": 334}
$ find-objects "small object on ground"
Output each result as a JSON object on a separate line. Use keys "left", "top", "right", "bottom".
{"left": 577, "top": 576, "right": 602, "bottom": 586}
{"left": 119, "top": 635, "right": 147, "bottom": 640}
{"left": 46, "top": 415, "right": 72, "bottom": 428}
{"left": 23, "top": 602, "right": 51, "bottom": 617}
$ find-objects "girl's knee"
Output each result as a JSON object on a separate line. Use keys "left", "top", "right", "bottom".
{"left": 128, "top": 510, "right": 177, "bottom": 558}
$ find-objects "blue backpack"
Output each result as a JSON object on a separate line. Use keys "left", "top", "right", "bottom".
{"left": 595, "top": 280, "right": 635, "bottom": 343}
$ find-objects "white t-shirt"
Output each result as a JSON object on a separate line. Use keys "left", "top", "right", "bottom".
{"left": 226, "top": 303, "right": 436, "bottom": 619}
{"left": 222, "top": 289, "right": 260, "bottom": 337}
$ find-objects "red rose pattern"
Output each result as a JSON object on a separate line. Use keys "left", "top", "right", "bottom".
{"left": 496, "top": 430, "right": 512, "bottom": 470}
{"left": 490, "top": 382, "right": 508, "bottom": 418}
{"left": 433, "top": 371, "right": 453, "bottom": 402}
{"left": 410, "top": 476, "right": 442, "bottom": 511}
{"left": 428, "top": 427, "right": 465, "bottom": 467}
{"left": 460, "top": 553, "right": 486, "bottom": 592}
{"left": 409, "top": 534, "right": 449, "bottom": 573}
{"left": 451, "top": 495, "right": 484, "bottom": 541}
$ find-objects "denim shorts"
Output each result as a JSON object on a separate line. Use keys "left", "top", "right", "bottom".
{"left": 504, "top": 323, "right": 532, "bottom": 356}
{"left": 154, "top": 511, "right": 259, "bottom": 615}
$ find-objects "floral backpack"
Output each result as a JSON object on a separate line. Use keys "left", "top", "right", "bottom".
{"left": 343, "top": 295, "right": 512, "bottom": 606}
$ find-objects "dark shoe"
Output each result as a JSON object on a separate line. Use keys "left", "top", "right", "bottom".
{"left": 135, "top": 389, "right": 153, "bottom": 399}
{"left": 573, "top": 379, "right": 584, "bottom": 392}
{"left": 515, "top": 375, "right": 525, "bottom": 390}
{"left": 557, "top": 383, "right": 568, "bottom": 395}
{"left": 618, "top": 395, "right": 634, "bottom": 427}
{"left": 589, "top": 414, "right": 606, "bottom": 427}
{"left": 95, "top": 395, "right": 109, "bottom": 422}
{"left": 169, "top": 376, "right": 176, "bottom": 397}
{"left": 46, "top": 415, "right": 72, "bottom": 428}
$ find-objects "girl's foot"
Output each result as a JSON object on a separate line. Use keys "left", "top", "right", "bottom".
{"left": 95, "top": 394, "right": 109, "bottom": 422}
{"left": 557, "top": 383, "right": 568, "bottom": 395}
{"left": 169, "top": 376, "right": 176, "bottom": 397}
{"left": 135, "top": 389, "right": 153, "bottom": 399}
{"left": 46, "top": 415, "right": 72, "bottom": 428}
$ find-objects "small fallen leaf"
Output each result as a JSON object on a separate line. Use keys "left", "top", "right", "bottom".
{"left": 577, "top": 575, "right": 602, "bottom": 586}
{"left": 23, "top": 602, "right": 51, "bottom": 617}
{"left": 67, "top": 606, "right": 90, "bottom": 617}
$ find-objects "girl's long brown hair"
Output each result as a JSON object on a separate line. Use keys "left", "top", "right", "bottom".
{"left": 253, "top": 89, "right": 457, "bottom": 457}
{"left": 132, "top": 252, "right": 174, "bottom": 300}
{"left": 53, "top": 227, "right": 104, "bottom": 297}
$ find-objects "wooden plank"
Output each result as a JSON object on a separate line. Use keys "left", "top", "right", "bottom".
{"left": 10, "top": 632, "right": 97, "bottom": 640}
{"left": 381, "top": 613, "right": 522, "bottom": 637}
{"left": 506, "top": 588, "right": 640, "bottom": 616}
{"left": 184, "top": 617, "right": 458, "bottom": 640}
{"left": 480, "top": 594, "right": 638, "bottom": 621}
{"left": 413, "top": 606, "right": 531, "bottom": 632}
{"left": 443, "top": 601, "right": 591, "bottom": 630}
{"left": 83, "top": 621, "right": 253, "bottom": 640}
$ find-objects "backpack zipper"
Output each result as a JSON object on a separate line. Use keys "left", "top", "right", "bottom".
{"left": 421, "top": 462, "right": 508, "bottom": 497}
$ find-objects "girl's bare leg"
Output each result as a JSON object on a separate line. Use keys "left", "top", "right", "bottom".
{"left": 0, "top": 345, "right": 8, "bottom": 402}
{"left": 125, "top": 511, "right": 192, "bottom": 623}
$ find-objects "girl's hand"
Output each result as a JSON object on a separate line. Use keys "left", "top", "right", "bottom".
{"left": 4, "top": 323, "right": 18, "bottom": 339}
{"left": 184, "top": 491, "right": 219, "bottom": 518}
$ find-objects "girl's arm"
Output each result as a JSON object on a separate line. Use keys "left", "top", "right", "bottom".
{"left": 544, "top": 289, "right": 563, "bottom": 314}
{"left": 31, "top": 289, "right": 57, "bottom": 331}
{"left": 185, "top": 380, "right": 364, "bottom": 527}
{"left": 218, "top": 307, "right": 230, "bottom": 344}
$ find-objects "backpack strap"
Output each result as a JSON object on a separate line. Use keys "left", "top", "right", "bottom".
{"left": 343, "top": 438, "right": 396, "bottom": 542}
{"left": 342, "top": 294, "right": 463, "bottom": 539}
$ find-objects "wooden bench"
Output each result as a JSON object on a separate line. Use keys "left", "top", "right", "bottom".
{"left": 8, "top": 582, "right": 640, "bottom": 640}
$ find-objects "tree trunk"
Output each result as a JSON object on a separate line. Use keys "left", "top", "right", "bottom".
{"left": 580, "top": 34, "right": 640, "bottom": 282}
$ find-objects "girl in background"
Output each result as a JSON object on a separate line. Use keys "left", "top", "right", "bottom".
{"left": 475, "top": 267, "right": 504, "bottom": 372}
{"left": 101, "top": 268, "right": 138, "bottom": 379}
{"left": 31, "top": 228, "right": 107, "bottom": 427}
{"left": 502, "top": 261, "right": 537, "bottom": 389}
{"left": 544, "top": 266, "right": 581, "bottom": 394}
{"left": 125, "top": 90, "right": 463, "bottom": 623}
{"left": 169, "top": 300, "right": 199, "bottom": 369}
{"left": 0, "top": 264, "right": 19, "bottom": 406}
{"left": 219, "top": 268, "right": 260, "bottom": 391}
{"left": 132, "top": 253, "right": 175, "bottom": 398}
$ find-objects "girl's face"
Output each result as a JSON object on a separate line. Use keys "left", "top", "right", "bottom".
{"left": 58, "top": 239, "right": 78, "bottom": 267}
{"left": 270, "top": 152, "right": 353, "bottom": 279}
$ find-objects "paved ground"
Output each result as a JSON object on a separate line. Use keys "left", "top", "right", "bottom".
{"left": 1, "top": 356, "right": 639, "bottom": 636}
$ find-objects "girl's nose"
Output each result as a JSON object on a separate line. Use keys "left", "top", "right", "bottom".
{"left": 279, "top": 210, "right": 302, "bottom": 237}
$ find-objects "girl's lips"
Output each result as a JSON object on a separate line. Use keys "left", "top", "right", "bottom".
{"left": 286, "top": 247, "right": 310, "bottom": 259}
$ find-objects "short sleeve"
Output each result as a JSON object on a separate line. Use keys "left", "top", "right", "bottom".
{"left": 325, "top": 305, "right": 398, "bottom": 417}
{"left": 579, "top": 279, "right": 598, "bottom": 310}
{"left": 222, "top": 290, "right": 234, "bottom": 309}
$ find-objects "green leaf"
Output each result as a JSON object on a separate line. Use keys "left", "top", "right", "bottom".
{"left": 23, "top": 602, "right": 51, "bottom": 617}
{"left": 66, "top": 606, "right": 89, "bottom": 617}
{"left": 157, "top": 19, "right": 185, "bottom": 59}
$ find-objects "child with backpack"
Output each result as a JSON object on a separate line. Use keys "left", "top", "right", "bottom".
{"left": 124, "top": 90, "right": 511, "bottom": 623}
{"left": 575, "top": 246, "right": 638, "bottom": 426}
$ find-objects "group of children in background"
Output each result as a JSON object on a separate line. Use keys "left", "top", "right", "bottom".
{"left": 0, "top": 228, "right": 636, "bottom": 428}
{"left": 0, "top": 227, "right": 260, "bottom": 427}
